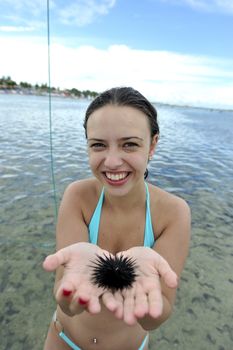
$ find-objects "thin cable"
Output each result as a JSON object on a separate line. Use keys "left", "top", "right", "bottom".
{"left": 47, "top": 0, "right": 58, "bottom": 219}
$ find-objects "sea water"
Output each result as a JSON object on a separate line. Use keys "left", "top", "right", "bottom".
{"left": 0, "top": 94, "right": 232, "bottom": 349}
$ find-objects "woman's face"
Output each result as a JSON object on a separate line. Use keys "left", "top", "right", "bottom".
{"left": 86, "top": 104, "right": 158, "bottom": 195}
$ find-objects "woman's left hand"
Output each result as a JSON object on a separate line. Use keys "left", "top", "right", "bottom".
{"left": 103, "top": 247, "right": 178, "bottom": 325}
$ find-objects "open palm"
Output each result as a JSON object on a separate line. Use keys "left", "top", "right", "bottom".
{"left": 43, "top": 242, "right": 118, "bottom": 316}
{"left": 114, "top": 247, "right": 178, "bottom": 325}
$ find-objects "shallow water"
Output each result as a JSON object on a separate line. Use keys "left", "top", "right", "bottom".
{"left": 0, "top": 94, "right": 233, "bottom": 349}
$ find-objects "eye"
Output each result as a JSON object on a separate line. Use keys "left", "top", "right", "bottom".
{"left": 89, "top": 142, "right": 106, "bottom": 150}
{"left": 123, "top": 142, "right": 139, "bottom": 148}
{"left": 123, "top": 142, "right": 139, "bottom": 151}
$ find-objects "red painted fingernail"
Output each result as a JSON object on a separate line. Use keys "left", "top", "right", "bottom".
{"left": 63, "top": 289, "right": 72, "bottom": 297}
{"left": 78, "top": 298, "right": 88, "bottom": 305}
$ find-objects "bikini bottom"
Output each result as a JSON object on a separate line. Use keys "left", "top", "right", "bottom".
{"left": 53, "top": 311, "right": 149, "bottom": 350}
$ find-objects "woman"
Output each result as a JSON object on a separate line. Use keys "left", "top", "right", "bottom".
{"left": 43, "top": 87, "right": 190, "bottom": 350}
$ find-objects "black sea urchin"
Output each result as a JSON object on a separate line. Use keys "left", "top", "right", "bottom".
{"left": 91, "top": 254, "right": 137, "bottom": 292}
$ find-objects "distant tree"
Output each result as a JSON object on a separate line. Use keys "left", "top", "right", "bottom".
{"left": 90, "top": 91, "right": 98, "bottom": 98}
{"left": 0, "top": 76, "right": 17, "bottom": 88}
{"left": 6, "top": 79, "right": 17, "bottom": 88}
{"left": 40, "top": 83, "right": 48, "bottom": 90}
{"left": 69, "top": 88, "right": 82, "bottom": 97}
{"left": 7, "top": 81, "right": 17, "bottom": 87}
{"left": 0, "top": 75, "right": 99, "bottom": 97}
{"left": 81, "top": 90, "right": 98, "bottom": 99}
{"left": 82, "top": 90, "right": 91, "bottom": 98}
{"left": 20, "top": 81, "right": 32, "bottom": 88}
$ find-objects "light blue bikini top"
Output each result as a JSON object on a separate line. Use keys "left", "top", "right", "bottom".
{"left": 88, "top": 182, "right": 155, "bottom": 247}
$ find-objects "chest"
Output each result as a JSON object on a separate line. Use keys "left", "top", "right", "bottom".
{"left": 97, "top": 207, "right": 146, "bottom": 254}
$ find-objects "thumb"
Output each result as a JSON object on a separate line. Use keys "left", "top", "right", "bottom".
{"left": 156, "top": 255, "right": 178, "bottom": 288}
{"left": 43, "top": 247, "right": 70, "bottom": 272}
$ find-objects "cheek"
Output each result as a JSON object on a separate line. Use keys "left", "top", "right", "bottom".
{"left": 88, "top": 152, "right": 102, "bottom": 170}
{"left": 128, "top": 152, "right": 148, "bottom": 170}
{"left": 139, "top": 149, "right": 151, "bottom": 171}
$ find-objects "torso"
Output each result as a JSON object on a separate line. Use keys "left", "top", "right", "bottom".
{"left": 58, "top": 307, "right": 148, "bottom": 350}
{"left": 56, "top": 177, "right": 179, "bottom": 349}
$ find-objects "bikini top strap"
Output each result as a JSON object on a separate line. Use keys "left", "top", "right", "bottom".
{"left": 144, "top": 182, "right": 155, "bottom": 248}
{"left": 88, "top": 188, "right": 105, "bottom": 245}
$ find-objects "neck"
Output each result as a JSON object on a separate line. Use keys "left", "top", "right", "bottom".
{"left": 104, "top": 180, "right": 146, "bottom": 211}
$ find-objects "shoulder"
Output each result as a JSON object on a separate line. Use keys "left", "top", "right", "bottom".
{"left": 64, "top": 178, "right": 100, "bottom": 199}
{"left": 148, "top": 182, "right": 190, "bottom": 216}
{"left": 148, "top": 183, "right": 191, "bottom": 238}
{"left": 61, "top": 178, "right": 103, "bottom": 224}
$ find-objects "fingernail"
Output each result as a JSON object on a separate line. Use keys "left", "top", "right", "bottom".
{"left": 78, "top": 298, "right": 88, "bottom": 305}
{"left": 63, "top": 289, "right": 72, "bottom": 297}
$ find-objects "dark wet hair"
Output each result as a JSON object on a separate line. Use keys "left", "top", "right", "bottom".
{"left": 83, "top": 87, "right": 159, "bottom": 139}
{"left": 83, "top": 87, "right": 159, "bottom": 179}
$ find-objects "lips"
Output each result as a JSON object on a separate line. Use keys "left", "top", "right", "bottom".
{"left": 103, "top": 171, "right": 130, "bottom": 185}
{"left": 105, "top": 172, "right": 129, "bottom": 181}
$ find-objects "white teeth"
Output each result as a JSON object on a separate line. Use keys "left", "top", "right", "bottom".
{"left": 105, "top": 172, "right": 128, "bottom": 181}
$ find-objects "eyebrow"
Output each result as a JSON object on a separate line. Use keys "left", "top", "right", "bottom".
{"left": 88, "top": 137, "right": 144, "bottom": 142}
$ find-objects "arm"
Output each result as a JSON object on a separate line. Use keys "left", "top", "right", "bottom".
{"left": 140, "top": 199, "right": 190, "bottom": 330}
{"left": 53, "top": 181, "right": 90, "bottom": 298}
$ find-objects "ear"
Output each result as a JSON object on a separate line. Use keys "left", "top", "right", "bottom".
{"left": 149, "top": 134, "right": 159, "bottom": 159}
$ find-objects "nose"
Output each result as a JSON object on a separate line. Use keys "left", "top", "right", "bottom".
{"left": 104, "top": 149, "right": 123, "bottom": 169}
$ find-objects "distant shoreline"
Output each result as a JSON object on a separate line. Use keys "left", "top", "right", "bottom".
{"left": 1, "top": 87, "right": 232, "bottom": 112}
{"left": 0, "top": 75, "right": 99, "bottom": 100}
{"left": 0, "top": 87, "right": 92, "bottom": 100}
{"left": 1, "top": 75, "right": 233, "bottom": 112}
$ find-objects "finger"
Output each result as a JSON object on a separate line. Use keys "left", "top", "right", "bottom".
{"left": 56, "top": 280, "right": 75, "bottom": 301}
{"left": 122, "top": 288, "right": 137, "bottom": 326}
{"left": 155, "top": 255, "right": 178, "bottom": 288}
{"left": 43, "top": 247, "right": 71, "bottom": 271}
{"left": 69, "top": 295, "right": 90, "bottom": 315}
{"left": 88, "top": 295, "right": 101, "bottom": 314}
{"left": 102, "top": 291, "right": 119, "bottom": 313}
{"left": 72, "top": 282, "right": 92, "bottom": 306}
{"left": 72, "top": 295, "right": 101, "bottom": 315}
{"left": 67, "top": 280, "right": 90, "bottom": 313}
{"left": 113, "top": 292, "right": 124, "bottom": 319}
{"left": 55, "top": 281, "right": 76, "bottom": 316}
{"left": 134, "top": 283, "right": 149, "bottom": 318}
{"left": 69, "top": 298, "right": 89, "bottom": 315}
{"left": 71, "top": 283, "right": 102, "bottom": 315}
{"left": 77, "top": 283, "right": 93, "bottom": 302}
{"left": 147, "top": 281, "right": 163, "bottom": 318}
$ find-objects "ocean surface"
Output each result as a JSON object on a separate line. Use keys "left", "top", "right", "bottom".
{"left": 0, "top": 94, "right": 233, "bottom": 350}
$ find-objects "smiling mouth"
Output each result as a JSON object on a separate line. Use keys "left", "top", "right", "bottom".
{"left": 104, "top": 172, "right": 130, "bottom": 181}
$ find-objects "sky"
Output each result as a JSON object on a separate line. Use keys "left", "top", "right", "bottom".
{"left": 0, "top": 0, "right": 233, "bottom": 108}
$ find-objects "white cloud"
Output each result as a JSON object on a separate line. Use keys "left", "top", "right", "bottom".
{"left": 161, "top": 0, "right": 233, "bottom": 13}
{"left": 0, "top": 0, "right": 49, "bottom": 32}
{"left": 0, "top": 0, "right": 48, "bottom": 17}
{"left": 0, "top": 25, "right": 35, "bottom": 32}
{"left": 57, "top": 0, "right": 116, "bottom": 26}
{"left": 0, "top": 37, "right": 232, "bottom": 109}
{"left": 0, "top": 0, "right": 116, "bottom": 28}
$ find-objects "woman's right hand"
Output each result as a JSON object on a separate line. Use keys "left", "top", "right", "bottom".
{"left": 43, "top": 242, "right": 119, "bottom": 316}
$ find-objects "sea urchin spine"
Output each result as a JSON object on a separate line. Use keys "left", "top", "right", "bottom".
{"left": 91, "top": 254, "right": 137, "bottom": 292}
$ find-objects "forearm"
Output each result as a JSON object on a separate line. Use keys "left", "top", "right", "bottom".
{"left": 137, "top": 294, "right": 173, "bottom": 331}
